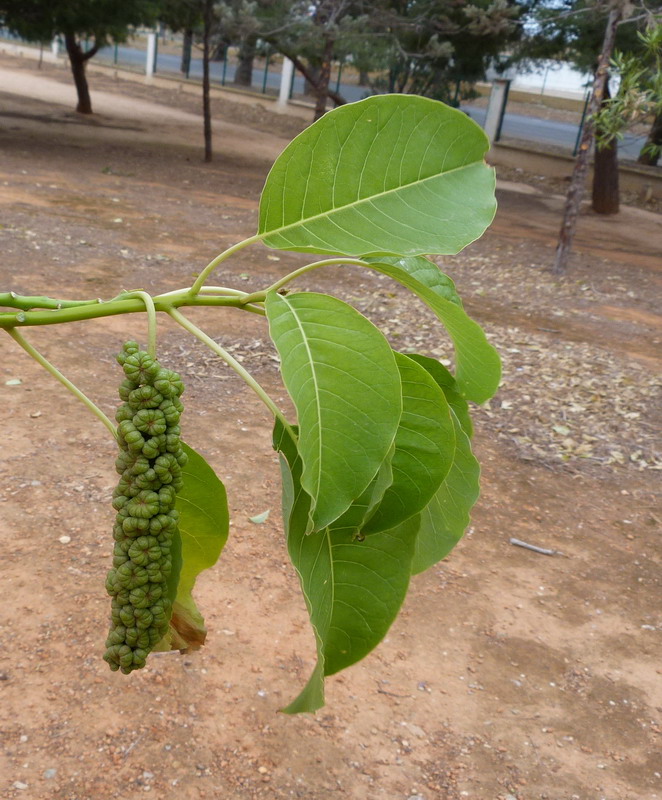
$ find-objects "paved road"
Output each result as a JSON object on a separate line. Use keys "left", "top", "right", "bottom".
{"left": 463, "top": 106, "right": 645, "bottom": 161}
{"left": 98, "top": 45, "right": 647, "bottom": 161}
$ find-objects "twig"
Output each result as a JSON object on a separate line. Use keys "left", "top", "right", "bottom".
{"left": 509, "top": 538, "right": 557, "bottom": 556}
{"left": 122, "top": 732, "right": 145, "bottom": 760}
{"left": 376, "top": 683, "right": 411, "bottom": 698}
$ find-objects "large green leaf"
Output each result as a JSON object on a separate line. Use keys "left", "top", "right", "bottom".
{"left": 411, "top": 413, "right": 480, "bottom": 575}
{"left": 258, "top": 95, "right": 495, "bottom": 257}
{"left": 266, "top": 291, "right": 402, "bottom": 532}
{"left": 274, "top": 422, "right": 419, "bottom": 714}
{"left": 361, "top": 256, "right": 500, "bottom": 403}
{"left": 155, "top": 443, "right": 229, "bottom": 652}
{"left": 326, "top": 446, "right": 394, "bottom": 537}
{"left": 362, "top": 352, "right": 455, "bottom": 534}
{"left": 406, "top": 352, "right": 473, "bottom": 437}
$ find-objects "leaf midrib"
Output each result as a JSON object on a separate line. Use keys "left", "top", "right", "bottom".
{"left": 259, "top": 159, "right": 485, "bottom": 242}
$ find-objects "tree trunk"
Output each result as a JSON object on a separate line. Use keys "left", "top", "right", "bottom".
{"left": 358, "top": 69, "right": 370, "bottom": 86}
{"left": 181, "top": 29, "right": 193, "bottom": 75}
{"left": 593, "top": 138, "right": 620, "bottom": 213}
{"left": 313, "top": 38, "right": 334, "bottom": 122}
{"left": 202, "top": 0, "right": 213, "bottom": 162}
{"left": 592, "top": 84, "right": 619, "bottom": 214}
{"left": 64, "top": 33, "right": 93, "bottom": 114}
{"left": 304, "top": 65, "right": 320, "bottom": 96}
{"left": 234, "top": 37, "right": 256, "bottom": 87}
{"left": 637, "top": 110, "right": 662, "bottom": 166}
{"left": 553, "top": 6, "right": 623, "bottom": 275}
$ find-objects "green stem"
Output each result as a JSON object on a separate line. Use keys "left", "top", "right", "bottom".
{"left": 0, "top": 292, "right": 99, "bottom": 311}
{"left": 158, "top": 285, "right": 249, "bottom": 299}
{"left": 5, "top": 328, "right": 117, "bottom": 440}
{"left": 121, "top": 291, "right": 157, "bottom": 357}
{"left": 167, "top": 307, "right": 295, "bottom": 439}
{"left": 189, "top": 234, "right": 263, "bottom": 297}
{"left": 185, "top": 296, "right": 266, "bottom": 316}
{"left": 0, "top": 293, "right": 264, "bottom": 329}
{"left": 241, "top": 258, "right": 370, "bottom": 304}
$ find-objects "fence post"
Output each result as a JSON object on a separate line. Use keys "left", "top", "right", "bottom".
{"left": 335, "top": 62, "right": 343, "bottom": 94}
{"left": 278, "top": 57, "right": 295, "bottom": 109}
{"left": 146, "top": 31, "right": 157, "bottom": 77}
{"left": 484, "top": 78, "right": 511, "bottom": 143}
{"left": 262, "top": 49, "right": 271, "bottom": 94}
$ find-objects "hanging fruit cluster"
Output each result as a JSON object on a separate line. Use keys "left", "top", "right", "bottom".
{"left": 103, "top": 341, "right": 187, "bottom": 673}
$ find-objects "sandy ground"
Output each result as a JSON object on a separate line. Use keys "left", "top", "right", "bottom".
{"left": 1, "top": 57, "right": 661, "bottom": 800}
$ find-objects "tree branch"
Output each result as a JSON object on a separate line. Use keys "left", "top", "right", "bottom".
{"left": 264, "top": 41, "right": 347, "bottom": 107}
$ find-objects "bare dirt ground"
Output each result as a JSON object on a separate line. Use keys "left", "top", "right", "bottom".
{"left": 1, "top": 57, "right": 661, "bottom": 800}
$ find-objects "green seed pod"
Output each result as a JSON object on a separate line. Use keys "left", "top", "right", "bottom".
{"left": 129, "top": 583, "right": 164, "bottom": 609}
{"left": 134, "top": 470, "right": 161, "bottom": 492}
{"left": 157, "top": 485, "right": 176, "bottom": 510}
{"left": 105, "top": 343, "right": 186, "bottom": 673}
{"left": 111, "top": 494, "right": 129, "bottom": 512}
{"left": 127, "top": 536, "right": 162, "bottom": 566}
{"left": 106, "top": 626, "right": 127, "bottom": 647}
{"left": 131, "top": 649, "right": 148, "bottom": 668}
{"left": 133, "top": 409, "right": 167, "bottom": 437}
{"left": 118, "top": 378, "right": 139, "bottom": 401}
{"left": 122, "top": 515, "right": 150, "bottom": 536}
{"left": 154, "top": 369, "right": 184, "bottom": 398}
{"left": 123, "top": 352, "right": 160, "bottom": 384}
{"left": 115, "top": 588, "right": 131, "bottom": 606}
{"left": 125, "top": 490, "right": 160, "bottom": 519}
{"left": 116, "top": 341, "right": 140, "bottom": 366}
{"left": 142, "top": 435, "right": 167, "bottom": 459}
{"left": 115, "top": 404, "right": 135, "bottom": 423}
{"left": 148, "top": 513, "right": 177, "bottom": 535}
{"left": 117, "top": 421, "right": 145, "bottom": 454}
{"left": 115, "top": 474, "right": 142, "bottom": 498}
{"left": 153, "top": 453, "right": 180, "bottom": 481}
{"left": 129, "top": 385, "right": 164, "bottom": 410}
{"left": 115, "top": 452, "right": 150, "bottom": 477}
{"left": 105, "top": 570, "right": 118, "bottom": 595}
{"left": 158, "top": 399, "right": 181, "bottom": 427}
{"left": 115, "top": 562, "right": 150, "bottom": 590}
{"left": 145, "top": 560, "right": 171, "bottom": 584}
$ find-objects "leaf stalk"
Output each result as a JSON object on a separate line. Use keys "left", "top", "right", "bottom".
{"left": 5, "top": 328, "right": 117, "bottom": 440}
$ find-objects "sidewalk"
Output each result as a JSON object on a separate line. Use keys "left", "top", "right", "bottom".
{"left": 0, "top": 65, "right": 202, "bottom": 126}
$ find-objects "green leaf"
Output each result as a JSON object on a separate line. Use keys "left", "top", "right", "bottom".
{"left": 327, "top": 446, "right": 394, "bottom": 537}
{"left": 274, "top": 422, "right": 419, "bottom": 713}
{"left": 411, "top": 413, "right": 480, "bottom": 575}
{"left": 362, "top": 256, "right": 501, "bottom": 404}
{"left": 156, "top": 442, "right": 229, "bottom": 652}
{"left": 266, "top": 291, "right": 402, "bottom": 532}
{"left": 258, "top": 95, "right": 495, "bottom": 257}
{"left": 405, "top": 352, "right": 473, "bottom": 438}
{"left": 362, "top": 352, "right": 455, "bottom": 534}
{"left": 379, "top": 255, "right": 463, "bottom": 306}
